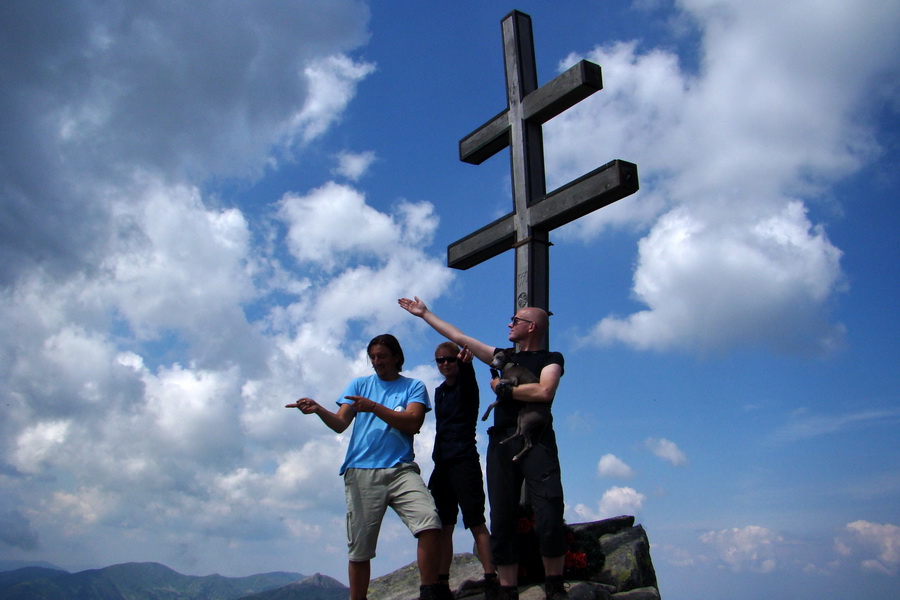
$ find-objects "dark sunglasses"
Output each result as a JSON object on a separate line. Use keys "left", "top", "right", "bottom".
{"left": 434, "top": 356, "right": 458, "bottom": 364}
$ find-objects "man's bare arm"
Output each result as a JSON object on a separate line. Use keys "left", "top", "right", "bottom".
{"left": 345, "top": 396, "right": 427, "bottom": 434}
{"left": 492, "top": 363, "right": 562, "bottom": 404}
{"left": 398, "top": 296, "right": 495, "bottom": 364}
{"left": 286, "top": 398, "right": 355, "bottom": 433}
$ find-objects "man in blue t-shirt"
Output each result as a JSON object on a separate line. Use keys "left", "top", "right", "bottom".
{"left": 288, "top": 334, "right": 442, "bottom": 600}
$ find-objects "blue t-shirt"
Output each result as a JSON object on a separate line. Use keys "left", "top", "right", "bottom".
{"left": 338, "top": 374, "right": 431, "bottom": 475}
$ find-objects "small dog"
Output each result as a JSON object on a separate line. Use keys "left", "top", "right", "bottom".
{"left": 482, "top": 348, "right": 551, "bottom": 462}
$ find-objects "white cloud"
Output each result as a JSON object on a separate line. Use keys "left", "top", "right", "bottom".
{"left": 276, "top": 182, "right": 452, "bottom": 340}
{"left": 597, "top": 454, "right": 634, "bottom": 479}
{"left": 13, "top": 421, "right": 71, "bottom": 475}
{"left": 289, "top": 55, "right": 376, "bottom": 144}
{"left": 592, "top": 202, "right": 846, "bottom": 355}
{"left": 834, "top": 521, "right": 900, "bottom": 575}
{"left": 646, "top": 437, "right": 688, "bottom": 466}
{"left": 0, "top": 0, "right": 448, "bottom": 577}
{"left": 334, "top": 150, "right": 377, "bottom": 181}
{"left": 700, "top": 525, "right": 784, "bottom": 573}
{"left": 97, "top": 180, "right": 267, "bottom": 367}
{"left": 770, "top": 408, "right": 900, "bottom": 445}
{"left": 543, "top": 0, "right": 900, "bottom": 356}
{"left": 572, "top": 486, "right": 646, "bottom": 521}
{"left": 0, "top": 0, "right": 371, "bottom": 283}
{"left": 143, "top": 363, "right": 245, "bottom": 462}
{"left": 279, "top": 182, "right": 437, "bottom": 270}
{"left": 48, "top": 487, "right": 116, "bottom": 527}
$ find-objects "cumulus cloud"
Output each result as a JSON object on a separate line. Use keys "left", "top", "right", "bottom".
{"left": 278, "top": 182, "right": 439, "bottom": 271}
{"left": 0, "top": 0, "right": 453, "bottom": 577}
{"left": 700, "top": 525, "right": 784, "bottom": 573}
{"left": 646, "top": 437, "right": 688, "bottom": 466}
{"left": 573, "top": 486, "right": 646, "bottom": 521}
{"left": 289, "top": 55, "right": 376, "bottom": 143}
{"left": 544, "top": 0, "right": 900, "bottom": 356}
{"left": 0, "top": 0, "right": 371, "bottom": 285}
{"left": 834, "top": 521, "right": 900, "bottom": 575}
{"left": 334, "top": 150, "right": 377, "bottom": 181}
{"left": 593, "top": 203, "right": 845, "bottom": 355}
{"left": 597, "top": 454, "right": 634, "bottom": 479}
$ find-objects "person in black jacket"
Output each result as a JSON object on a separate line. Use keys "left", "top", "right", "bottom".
{"left": 429, "top": 342, "right": 497, "bottom": 600}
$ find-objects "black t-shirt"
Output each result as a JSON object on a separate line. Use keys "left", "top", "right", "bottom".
{"left": 432, "top": 360, "right": 480, "bottom": 462}
{"left": 491, "top": 348, "right": 565, "bottom": 430}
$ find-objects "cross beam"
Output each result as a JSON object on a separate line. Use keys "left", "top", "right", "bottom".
{"left": 448, "top": 10, "right": 639, "bottom": 328}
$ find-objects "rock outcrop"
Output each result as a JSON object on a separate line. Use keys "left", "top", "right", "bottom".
{"left": 368, "top": 516, "right": 660, "bottom": 600}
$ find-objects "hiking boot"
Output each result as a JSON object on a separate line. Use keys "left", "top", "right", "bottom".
{"left": 498, "top": 585, "right": 519, "bottom": 600}
{"left": 544, "top": 576, "right": 568, "bottom": 600}
{"left": 435, "top": 583, "right": 454, "bottom": 600}
{"left": 420, "top": 584, "right": 444, "bottom": 600}
{"left": 483, "top": 575, "right": 500, "bottom": 600}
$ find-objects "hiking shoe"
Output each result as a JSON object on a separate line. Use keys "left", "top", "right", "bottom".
{"left": 436, "top": 583, "right": 454, "bottom": 600}
{"left": 544, "top": 576, "right": 568, "bottom": 600}
{"left": 483, "top": 576, "right": 500, "bottom": 600}
{"left": 420, "top": 584, "right": 444, "bottom": 600}
{"left": 498, "top": 585, "right": 519, "bottom": 600}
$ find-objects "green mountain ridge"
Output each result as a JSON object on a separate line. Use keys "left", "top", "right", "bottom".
{"left": 0, "top": 561, "right": 323, "bottom": 600}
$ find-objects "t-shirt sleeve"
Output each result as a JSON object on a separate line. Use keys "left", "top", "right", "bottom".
{"left": 548, "top": 352, "right": 565, "bottom": 377}
{"left": 410, "top": 378, "right": 431, "bottom": 411}
{"left": 337, "top": 378, "right": 359, "bottom": 406}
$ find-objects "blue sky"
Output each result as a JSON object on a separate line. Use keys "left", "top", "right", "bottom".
{"left": 1, "top": 1, "right": 898, "bottom": 599}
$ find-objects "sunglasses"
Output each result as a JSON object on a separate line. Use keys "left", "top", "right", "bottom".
{"left": 434, "top": 356, "right": 458, "bottom": 364}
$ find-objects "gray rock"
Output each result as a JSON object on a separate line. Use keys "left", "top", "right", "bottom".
{"left": 369, "top": 554, "right": 483, "bottom": 600}
{"left": 609, "top": 587, "right": 660, "bottom": 600}
{"left": 367, "top": 517, "right": 660, "bottom": 600}
{"left": 595, "top": 525, "right": 657, "bottom": 593}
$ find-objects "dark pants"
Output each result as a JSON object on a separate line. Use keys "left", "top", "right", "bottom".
{"left": 486, "top": 426, "right": 567, "bottom": 565}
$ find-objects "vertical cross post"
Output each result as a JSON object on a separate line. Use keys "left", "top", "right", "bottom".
{"left": 449, "top": 10, "right": 639, "bottom": 345}
{"left": 503, "top": 12, "right": 550, "bottom": 314}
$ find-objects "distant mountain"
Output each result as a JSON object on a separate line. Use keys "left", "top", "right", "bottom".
{"left": 238, "top": 573, "right": 349, "bottom": 600}
{"left": 0, "top": 567, "right": 68, "bottom": 590}
{"left": 0, "top": 561, "right": 65, "bottom": 573}
{"left": 0, "top": 561, "right": 306, "bottom": 600}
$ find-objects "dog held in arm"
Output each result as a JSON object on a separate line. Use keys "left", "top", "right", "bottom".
{"left": 481, "top": 348, "right": 551, "bottom": 462}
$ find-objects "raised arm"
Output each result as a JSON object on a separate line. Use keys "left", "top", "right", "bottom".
{"left": 398, "top": 296, "right": 495, "bottom": 364}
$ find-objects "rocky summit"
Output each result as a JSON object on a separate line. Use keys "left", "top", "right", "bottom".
{"left": 368, "top": 516, "right": 660, "bottom": 600}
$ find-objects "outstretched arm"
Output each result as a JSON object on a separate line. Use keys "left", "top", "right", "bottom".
{"left": 398, "top": 296, "right": 495, "bottom": 364}
{"left": 286, "top": 398, "right": 355, "bottom": 433}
